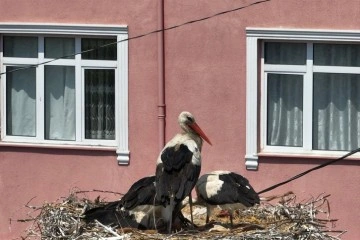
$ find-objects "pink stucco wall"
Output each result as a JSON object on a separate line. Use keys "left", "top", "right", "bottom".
{"left": 164, "top": 3, "right": 360, "bottom": 239}
{"left": 0, "top": 0, "right": 359, "bottom": 239}
{"left": 0, "top": 1, "right": 161, "bottom": 238}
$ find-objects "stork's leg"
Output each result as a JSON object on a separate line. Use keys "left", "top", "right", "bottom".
{"left": 188, "top": 193, "right": 193, "bottom": 224}
{"left": 168, "top": 196, "right": 174, "bottom": 233}
{"left": 152, "top": 197, "right": 157, "bottom": 230}
{"left": 229, "top": 212, "right": 234, "bottom": 228}
{"left": 177, "top": 210, "right": 197, "bottom": 228}
{"left": 206, "top": 206, "right": 210, "bottom": 224}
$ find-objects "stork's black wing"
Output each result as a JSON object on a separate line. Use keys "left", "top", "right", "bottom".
{"left": 156, "top": 143, "right": 200, "bottom": 206}
{"left": 217, "top": 172, "right": 260, "bottom": 206}
{"left": 161, "top": 144, "right": 193, "bottom": 171}
{"left": 120, "top": 175, "right": 157, "bottom": 210}
{"left": 84, "top": 176, "right": 158, "bottom": 227}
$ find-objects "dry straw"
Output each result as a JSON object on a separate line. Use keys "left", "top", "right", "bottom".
{"left": 17, "top": 190, "right": 345, "bottom": 240}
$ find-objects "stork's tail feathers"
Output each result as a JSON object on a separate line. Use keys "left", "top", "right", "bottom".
{"left": 83, "top": 201, "right": 140, "bottom": 228}
{"left": 83, "top": 205, "right": 120, "bottom": 226}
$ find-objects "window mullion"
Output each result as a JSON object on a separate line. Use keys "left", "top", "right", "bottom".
{"left": 37, "top": 36, "right": 45, "bottom": 141}
{"left": 0, "top": 36, "right": 4, "bottom": 140}
{"left": 75, "top": 37, "right": 82, "bottom": 142}
{"left": 1, "top": 64, "right": 5, "bottom": 140}
{"left": 313, "top": 65, "right": 360, "bottom": 74}
{"left": 262, "top": 71, "right": 268, "bottom": 151}
{"left": 303, "top": 43, "right": 313, "bottom": 151}
{"left": 264, "top": 64, "right": 307, "bottom": 73}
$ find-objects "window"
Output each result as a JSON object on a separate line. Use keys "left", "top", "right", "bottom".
{"left": 246, "top": 29, "right": 360, "bottom": 170}
{"left": 0, "top": 24, "right": 129, "bottom": 164}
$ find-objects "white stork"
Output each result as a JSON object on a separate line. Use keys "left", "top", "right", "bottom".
{"left": 84, "top": 175, "right": 164, "bottom": 230}
{"left": 195, "top": 170, "right": 259, "bottom": 227}
{"left": 83, "top": 175, "right": 192, "bottom": 230}
{"left": 155, "top": 111, "right": 212, "bottom": 233}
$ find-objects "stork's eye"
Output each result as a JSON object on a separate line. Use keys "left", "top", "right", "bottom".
{"left": 186, "top": 116, "right": 193, "bottom": 122}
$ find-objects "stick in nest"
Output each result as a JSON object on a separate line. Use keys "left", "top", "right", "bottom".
{"left": 16, "top": 190, "right": 346, "bottom": 240}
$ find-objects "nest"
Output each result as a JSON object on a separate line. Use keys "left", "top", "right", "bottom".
{"left": 17, "top": 191, "right": 345, "bottom": 240}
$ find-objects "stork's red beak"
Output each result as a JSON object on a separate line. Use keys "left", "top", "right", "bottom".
{"left": 189, "top": 122, "right": 212, "bottom": 145}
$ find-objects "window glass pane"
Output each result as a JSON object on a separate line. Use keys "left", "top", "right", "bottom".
{"left": 81, "top": 38, "right": 117, "bottom": 60}
{"left": 6, "top": 66, "right": 36, "bottom": 136}
{"left": 267, "top": 74, "right": 303, "bottom": 147}
{"left": 3, "top": 36, "right": 38, "bottom": 58}
{"left": 265, "top": 42, "right": 306, "bottom": 65}
{"left": 45, "top": 66, "right": 75, "bottom": 140}
{"left": 85, "top": 69, "right": 115, "bottom": 140}
{"left": 314, "top": 43, "right": 360, "bottom": 67}
{"left": 45, "top": 37, "right": 75, "bottom": 59}
{"left": 313, "top": 73, "right": 360, "bottom": 151}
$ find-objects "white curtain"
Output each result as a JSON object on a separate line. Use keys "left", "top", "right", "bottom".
{"left": 314, "top": 43, "right": 360, "bottom": 67}
{"left": 6, "top": 67, "right": 36, "bottom": 136}
{"left": 5, "top": 37, "right": 37, "bottom": 137}
{"left": 265, "top": 42, "right": 306, "bottom": 65}
{"left": 45, "top": 66, "right": 75, "bottom": 140}
{"left": 267, "top": 73, "right": 303, "bottom": 147}
{"left": 45, "top": 37, "right": 75, "bottom": 59}
{"left": 267, "top": 43, "right": 360, "bottom": 151}
{"left": 4, "top": 36, "right": 37, "bottom": 58}
{"left": 313, "top": 43, "right": 360, "bottom": 150}
{"left": 313, "top": 73, "right": 360, "bottom": 151}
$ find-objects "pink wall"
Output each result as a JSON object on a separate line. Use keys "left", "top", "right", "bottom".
{"left": 0, "top": 0, "right": 161, "bottom": 238}
{"left": 0, "top": 0, "right": 359, "bottom": 239}
{"left": 164, "top": 1, "right": 360, "bottom": 239}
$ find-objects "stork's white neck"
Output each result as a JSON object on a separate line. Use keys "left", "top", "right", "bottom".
{"left": 184, "top": 132, "right": 203, "bottom": 151}
{"left": 164, "top": 132, "right": 203, "bottom": 150}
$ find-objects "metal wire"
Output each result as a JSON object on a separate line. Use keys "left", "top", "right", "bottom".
{"left": 258, "top": 147, "right": 360, "bottom": 194}
{"left": 0, "top": 0, "right": 271, "bottom": 76}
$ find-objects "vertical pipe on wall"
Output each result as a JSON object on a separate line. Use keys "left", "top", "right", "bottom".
{"left": 158, "top": 0, "right": 166, "bottom": 150}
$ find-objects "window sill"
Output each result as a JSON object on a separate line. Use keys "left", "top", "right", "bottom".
{"left": 258, "top": 150, "right": 360, "bottom": 161}
{"left": 0, "top": 141, "right": 116, "bottom": 151}
{"left": 0, "top": 141, "right": 130, "bottom": 165}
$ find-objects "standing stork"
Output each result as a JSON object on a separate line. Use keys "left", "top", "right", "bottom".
{"left": 155, "top": 111, "right": 212, "bottom": 233}
{"left": 195, "top": 171, "right": 259, "bottom": 227}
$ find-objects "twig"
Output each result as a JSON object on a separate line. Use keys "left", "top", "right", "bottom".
{"left": 95, "top": 220, "right": 123, "bottom": 238}
{"left": 17, "top": 191, "right": 345, "bottom": 239}
{"left": 75, "top": 189, "right": 124, "bottom": 196}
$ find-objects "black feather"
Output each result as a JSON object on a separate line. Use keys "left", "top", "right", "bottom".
{"left": 161, "top": 144, "right": 193, "bottom": 172}
{"left": 120, "top": 175, "right": 158, "bottom": 210}
{"left": 156, "top": 147, "right": 200, "bottom": 206}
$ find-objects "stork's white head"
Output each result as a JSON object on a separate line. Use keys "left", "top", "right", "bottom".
{"left": 178, "top": 111, "right": 212, "bottom": 145}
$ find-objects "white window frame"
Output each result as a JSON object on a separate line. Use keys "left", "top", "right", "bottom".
{"left": 0, "top": 24, "right": 129, "bottom": 165}
{"left": 246, "top": 28, "right": 360, "bottom": 170}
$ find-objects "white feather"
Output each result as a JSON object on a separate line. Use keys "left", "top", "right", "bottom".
{"left": 196, "top": 174, "right": 223, "bottom": 199}
{"left": 129, "top": 205, "right": 163, "bottom": 229}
